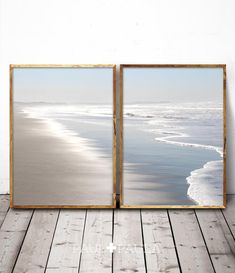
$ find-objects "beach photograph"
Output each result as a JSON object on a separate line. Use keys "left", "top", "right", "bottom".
{"left": 11, "top": 65, "right": 115, "bottom": 207}
{"left": 121, "top": 65, "right": 225, "bottom": 207}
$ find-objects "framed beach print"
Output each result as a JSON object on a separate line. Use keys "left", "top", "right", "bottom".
{"left": 120, "top": 64, "right": 226, "bottom": 208}
{"left": 10, "top": 64, "right": 116, "bottom": 208}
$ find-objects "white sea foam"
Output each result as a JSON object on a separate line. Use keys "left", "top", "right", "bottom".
{"left": 21, "top": 103, "right": 112, "bottom": 119}
{"left": 154, "top": 133, "right": 223, "bottom": 157}
{"left": 186, "top": 160, "right": 223, "bottom": 206}
{"left": 21, "top": 104, "right": 112, "bottom": 128}
{"left": 125, "top": 102, "right": 223, "bottom": 155}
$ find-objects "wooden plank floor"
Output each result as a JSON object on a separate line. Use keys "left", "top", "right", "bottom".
{"left": 0, "top": 195, "right": 235, "bottom": 273}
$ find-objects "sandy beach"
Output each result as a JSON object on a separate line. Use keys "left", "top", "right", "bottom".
{"left": 13, "top": 108, "right": 113, "bottom": 206}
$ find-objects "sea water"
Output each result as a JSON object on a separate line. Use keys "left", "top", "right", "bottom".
{"left": 123, "top": 101, "right": 223, "bottom": 206}
{"left": 16, "top": 101, "right": 223, "bottom": 206}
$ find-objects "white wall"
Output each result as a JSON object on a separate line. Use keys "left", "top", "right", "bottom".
{"left": 0, "top": 0, "right": 235, "bottom": 194}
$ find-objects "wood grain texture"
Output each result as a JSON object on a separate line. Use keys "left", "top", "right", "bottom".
{"left": 79, "top": 210, "right": 113, "bottom": 273}
{"left": 113, "top": 64, "right": 117, "bottom": 208}
{"left": 196, "top": 209, "right": 235, "bottom": 273}
{"left": 0, "top": 209, "right": 33, "bottom": 273}
{"left": 0, "top": 195, "right": 10, "bottom": 227}
{"left": 46, "top": 210, "right": 86, "bottom": 273}
{"left": 141, "top": 210, "right": 180, "bottom": 273}
{"left": 223, "top": 195, "right": 235, "bottom": 238}
{"left": 10, "top": 64, "right": 115, "bottom": 68}
{"left": 169, "top": 210, "right": 214, "bottom": 273}
{"left": 12, "top": 205, "right": 115, "bottom": 209}
{"left": 121, "top": 205, "right": 225, "bottom": 209}
{"left": 119, "top": 65, "right": 123, "bottom": 207}
{"left": 9, "top": 65, "right": 13, "bottom": 208}
{"left": 0, "top": 198, "right": 234, "bottom": 272}
{"left": 223, "top": 66, "right": 227, "bottom": 207}
{"left": 113, "top": 210, "right": 146, "bottom": 273}
{"left": 12, "top": 209, "right": 59, "bottom": 273}
{"left": 121, "top": 64, "right": 226, "bottom": 68}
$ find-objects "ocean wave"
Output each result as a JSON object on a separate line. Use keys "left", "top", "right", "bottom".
{"left": 155, "top": 133, "right": 223, "bottom": 157}
{"left": 124, "top": 104, "right": 222, "bottom": 124}
{"left": 186, "top": 160, "right": 223, "bottom": 206}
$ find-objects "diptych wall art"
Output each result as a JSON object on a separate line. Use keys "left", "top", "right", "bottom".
{"left": 10, "top": 64, "right": 226, "bottom": 209}
{"left": 10, "top": 65, "right": 116, "bottom": 208}
{"left": 120, "top": 64, "right": 226, "bottom": 208}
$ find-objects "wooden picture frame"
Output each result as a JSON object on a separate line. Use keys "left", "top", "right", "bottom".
{"left": 120, "top": 64, "right": 226, "bottom": 208}
{"left": 10, "top": 64, "right": 116, "bottom": 208}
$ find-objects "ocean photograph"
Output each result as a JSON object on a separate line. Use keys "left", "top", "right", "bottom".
{"left": 12, "top": 66, "right": 115, "bottom": 206}
{"left": 122, "top": 66, "right": 225, "bottom": 206}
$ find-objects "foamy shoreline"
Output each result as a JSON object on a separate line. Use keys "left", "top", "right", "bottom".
{"left": 155, "top": 132, "right": 223, "bottom": 157}
{"left": 123, "top": 101, "right": 223, "bottom": 206}
{"left": 186, "top": 160, "right": 223, "bottom": 206}
{"left": 154, "top": 130, "right": 223, "bottom": 205}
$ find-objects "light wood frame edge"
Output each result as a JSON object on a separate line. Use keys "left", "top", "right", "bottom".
{"left": 10, "top": 64, "right": 117, "bottom": 209}
{"left": 119, "top": 64, "right": 226, "bottom": 209}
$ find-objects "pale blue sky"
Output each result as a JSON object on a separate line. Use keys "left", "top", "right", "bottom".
{"left": 13, "top": 67, "right": 113, "bottom": 103}
{"left": 124, "top": 67, "right": 223, "bottom": 103}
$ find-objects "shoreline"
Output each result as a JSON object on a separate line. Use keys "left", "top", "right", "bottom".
{"left": 123, "top": 118, "right": 222, "bottom": 206}
{"left": 154, "top": 133, "right": 223, "bottom": 157}
{"left": 153, "top": 128, "right": 223, "bottom": 205}
{"left": 13, "top": 108, "right": 113, "bottom": 206}
{"left": 186, "top": 159, "right": 223, "bottom": 206}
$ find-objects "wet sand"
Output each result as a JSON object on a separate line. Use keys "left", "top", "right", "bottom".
{"left": 13, "top": 110, "right": 113, "bottom": 206}
{"left": 123, "top": 120, "right": 221, "bottom": 206}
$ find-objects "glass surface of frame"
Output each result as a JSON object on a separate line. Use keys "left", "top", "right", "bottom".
{"left": 10, "top": 64, "right": 116, "bottom": 208}
{"left": 120, "top": 64, "right": 226, "bottom": 208}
